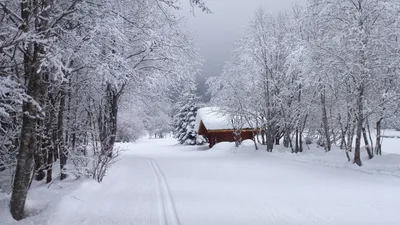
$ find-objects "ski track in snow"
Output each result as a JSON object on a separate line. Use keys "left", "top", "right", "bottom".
{"left": 42, "top": 157, "right": 161, "bottom": 225}
{"left": 44, "top": 156, "right": 181, "bottom": 225}
{"left": 4, "top": 138, "right": 400, "bottom": 225}
{"left": 149, "top": 158, "right": 181, "bottom": 225}
{"left": 263, "top": 202, "right": 278, "bottom": 225}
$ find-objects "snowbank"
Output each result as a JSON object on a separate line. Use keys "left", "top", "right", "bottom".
{"left": 0, "top": 177, "right": 87, "bottom": 225}
{"left": 286, "top": 147, "right": 400, "bottom": 177}
{"left": 209, "top": 142, "right": 400, "bottom": 178}
{"left": 208, "top": 140, "right": 257, "bottom": 154}
{"left": 211, "top": 142, "right": 234, "bottom": 151}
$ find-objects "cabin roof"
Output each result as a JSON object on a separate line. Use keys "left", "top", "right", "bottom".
{"left": 195, "top": 107, "right": 255, "bottom": 132}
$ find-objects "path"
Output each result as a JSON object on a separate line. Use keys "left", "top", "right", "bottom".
{"left": 121, "top": 138, "right": 400, "bottom": 225}
{"left": 15, "top": 138, "right": 400, "bottom": 225}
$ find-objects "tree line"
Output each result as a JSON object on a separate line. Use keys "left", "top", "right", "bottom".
{"left": 208, "top": 0, "right": 400, "bottom": 165}
{"left": 0, "top": 0, "right": 205, "bottom": 220}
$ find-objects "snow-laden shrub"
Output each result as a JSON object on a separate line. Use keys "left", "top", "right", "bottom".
{"left": 91, "top": 147, "right": 122, "bottom": 183}
{"left": 68, "top": 153, "right": 92, "bottom": 179}
{"left": 63, "top": 143, "right": 123, "bottom": 183}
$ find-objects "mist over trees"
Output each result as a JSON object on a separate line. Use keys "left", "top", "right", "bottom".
{"left": 208, "top": 0, "right": 400, "bottom": 165}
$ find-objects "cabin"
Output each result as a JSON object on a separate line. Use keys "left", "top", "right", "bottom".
{"left": 195, "top": 107, "right": 256, "bottom": 148}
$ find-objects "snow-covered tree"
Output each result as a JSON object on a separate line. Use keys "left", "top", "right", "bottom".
{"left": 302, "top": 0, "right": 400, "bottom": 165}
{"left": 0, "top": 0, "right": 204, "bottom": 220}
{"left": 208, "top": 0, "right": 400, "bottom": 165}
{"left": 174, "top": 84, "right": 204, "bottom": 145}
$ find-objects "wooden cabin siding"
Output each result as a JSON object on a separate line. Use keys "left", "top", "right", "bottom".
{"left": 197, "top": 119, "right": 257, "bottom": 148}
{"left": 198, "top": 121, "right": 208, "bottom": 137}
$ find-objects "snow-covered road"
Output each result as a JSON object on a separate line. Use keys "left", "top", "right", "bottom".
{"left": 5, "top": 138, "right": 400, "bottom": 225}
{"left": 121, "top": 139, "right": 400, "bottom": 225}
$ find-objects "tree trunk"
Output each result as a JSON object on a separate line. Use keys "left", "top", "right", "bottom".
{"left": 366, "top": 119, "right": 374, "bottom": 157}
{"left": 10, "top": 100, "right": 38, "bottom": 220}
{"left": 354, "top": 86, "right": 364, "bottom": 167}
{"left": 34, "top": 149, "right": 45, "bottom": 181}
{"left": 340, "top": 135, "right": 345, "bottom": 150}
{"left": 98, "top": 84, "right": 121, "bottom": 156}
{"left": 64, "top": 79, "right": 72, "bottom": 153}
{"left": 256, "top": 131, "right": 262, "bottom": 144}
{"left": 354, "top": 9, "right": 368, "bottom": 166}
{"left": 58, "top": 88, "right": 67, "bottom": 180}
{"left": 346, "top": 111, "right": 355, "bottom": 153}
{"left": 354, "top": 133, "right": 362, "bottom": 166}
{"left": 275, "top": 132, "right": 280, "bottom": 145}
{"left": 10, "top": 0, "right": 42, "bottom": 219}
{"left": 288, "top": 133, "right": 294, "bottom": 153}
{"left": 52, "top": 105, "right": 59, "bottom": 161}
{"left": 299, "top": 115, "right": 307, "bottom": 153}
{"left": 295, "top": 127, "right": 299, "bottom": 153}
{"left": 34, "top": 71, "right": 50, "bottom": 181}
{"left": 299, "top": 131, "right": 303, "bottom": 153}
{"left": 375, "top": 119, "right": 382, "bottom": 155}
{"left": 45, "top": 97, "right": 57, "bottom": 183}
{"left": 233, "top": 129, "right": 242, "bottom": 148}
{"left": 263, "top": 132, "right": 267, "bottom": 145}
{"left": 283, "top": 128, "right": 290, "bottom": 148}
{"left": 108, "top": 93, "right": 118, "bottom": 156}
{"left": 341, "top": 127, "right": 347, "bottom": 150}
{"left": 261, "top": 129, "right": 266, "bottom": 145}
{"left": 103, "top": 85, "right": 118, "bottom": 156}
{"left": 34, "top": 118, "right": 44, "bottom": 181}
{"left": 266, "top": 125, "right": 274, "bottom": 152}
{"left": 320, "top": 90, "right": 331, "bottom": 152}
{"left": 251, "top": 131, "right": 258, "bottom": 150}
{"left": 339, "top": 113, "right": 351, "bottom": 161}
{"left": 343, "top": 138, "right": 351, "bottom": 162}
{"left": 362, "top": 127, "right": 373, "bottom": 159}
{"left": 46, "top": 147, "right": 54, "bottom": 184}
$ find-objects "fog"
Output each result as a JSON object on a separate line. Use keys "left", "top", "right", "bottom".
{"left": 179, "top": 0, "right": 305, "bottom": 100}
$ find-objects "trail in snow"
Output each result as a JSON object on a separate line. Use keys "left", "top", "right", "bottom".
{"left": 3, "top": 138, "right": 400, "bottom": 225}
{"left": 45, "top": 157, "right": 161, "bottom": 225}
{"left": 122, "top": 139, "right": 400, "bottom": 225}
{"left": 41, "top": 153, "right": 182, "bottom": 225}
{"left": 149, "top": 158, "right": 181, "bottom": 225}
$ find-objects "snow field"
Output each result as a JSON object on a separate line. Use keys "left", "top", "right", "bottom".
{"left": 122, "top": 138, "right": 400, "bottom": 225}
{"left": 1, "top": 137, "right": 400, "bottom": 224}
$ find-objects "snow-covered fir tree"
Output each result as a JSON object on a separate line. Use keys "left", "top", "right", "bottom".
{"left": 173, "top": 86, "right": 204, "bottom": 145}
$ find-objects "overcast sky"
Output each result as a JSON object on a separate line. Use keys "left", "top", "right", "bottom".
{"left": 179, "top": 0, "right": 304, "bottom": 99}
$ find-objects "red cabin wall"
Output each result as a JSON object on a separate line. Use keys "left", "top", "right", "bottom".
{"left": 207, "top": 131, "right": 254, "bottom": 148}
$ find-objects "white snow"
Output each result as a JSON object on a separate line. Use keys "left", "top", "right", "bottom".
{"left": 195, "top": 107, "right": 231, "bottom": 131}
{"left": 375, "top": 129, "right": 400, "bottom": 154}
{"left": 195, "top": 107, "right": 254, "bottom": 131}
{"left": 2, "top": 137, "right": 400, "bottom": 224}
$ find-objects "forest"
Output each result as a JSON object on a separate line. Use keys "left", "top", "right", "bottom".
{"left": 0, "top": 0, "right": 207, "bottom": 220}
{"left": 208, "top": 0, "right": 400, "bottom": 166}
{"left": 1, "top": 0, "right": 400, "bottom": 222}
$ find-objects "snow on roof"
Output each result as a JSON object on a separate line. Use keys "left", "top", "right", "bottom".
{"left": 195, "top": 107, "right": 255, "bottom": 131}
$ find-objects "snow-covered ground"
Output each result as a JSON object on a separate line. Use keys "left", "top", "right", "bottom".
{"left": 2, "top": 137, "right": 400, "bottom": 224}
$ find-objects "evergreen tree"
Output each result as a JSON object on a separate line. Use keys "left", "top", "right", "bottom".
{"left": 173, "top": 87, "right": 204, "bottom": 145}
